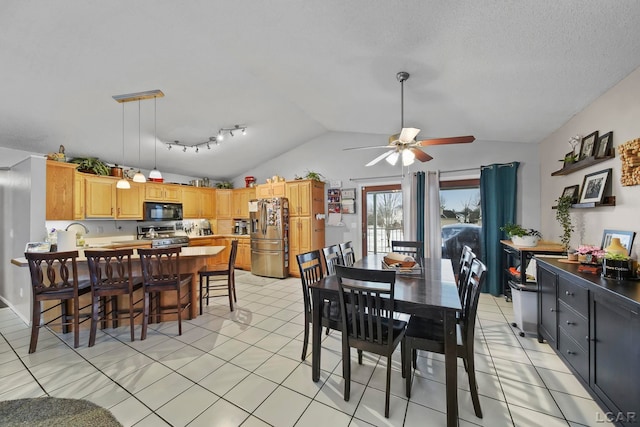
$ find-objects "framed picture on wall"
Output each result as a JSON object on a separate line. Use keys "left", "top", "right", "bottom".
{"left": 600, "top": 229, "right": 635, "bottom": 255}
{"left": 579, "top": 130, "right": 599, "bottom": 160}
{"left": 579, "top": 168, "right": 611, "bottom": 204}
{"left": 560, "top": 185, "right": 580, "bottom": 203}
{"left": 594, "top": 131, "right": 613, "bottom": 159}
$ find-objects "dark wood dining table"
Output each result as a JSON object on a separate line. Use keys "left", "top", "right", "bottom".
{"left": 309, "top": 254, "right": 462, "bottom": 427}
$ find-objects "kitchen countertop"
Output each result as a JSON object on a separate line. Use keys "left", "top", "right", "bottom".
{"left": 188, "top": 234, "right": 250, "bottom": 239}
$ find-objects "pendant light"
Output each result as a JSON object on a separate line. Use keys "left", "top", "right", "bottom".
{"left": 148, "top": 95, "right": 163, "bottom": 181}
{"left": 116, "top": 103, "right": 131, "bottom": 189}
{"left": 132, "top": 100, "right": 146, "bottom": 183}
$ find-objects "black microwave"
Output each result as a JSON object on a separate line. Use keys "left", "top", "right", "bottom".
{"left": 143, "top": 202, "right": 183, "bottom": 221}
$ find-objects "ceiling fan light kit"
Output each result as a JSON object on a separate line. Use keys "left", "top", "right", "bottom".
{"left": 347, "top": 71, "right": 475, "bottom": 167}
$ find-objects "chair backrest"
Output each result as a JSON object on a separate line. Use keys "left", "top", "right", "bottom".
{"left": 137, "top": 247, "right": 182, "bottom": 287}
{"left": 457, "top": 245, "right": 476, "bottom": 301}
{"left": 85, "top": 249, "right": 135, "bottom": 294}
{"left": 322, "top": 245, "right": 343, "bottom": 275}
{"left": 391, "top": 240, "right": 424, "bottom": 264}
{"left": 339, "top": 241, "right": 356, "bottom": 267}
{"left": 296, "top": 250, "right": 324, "bottom": 319}
{"left": 228, "top": 240, "right": 239, "bottom": 278}
{"left": 25, "top": 250, "right": 81, "bottom": 297}
{"left": 335, "top": 265, "right": 397, "bottom": 349}
{"left": 460, "top": 258, "right": 487, "bottom": 351}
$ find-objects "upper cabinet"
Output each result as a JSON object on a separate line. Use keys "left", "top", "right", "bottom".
{"left": 144, "top": 183, "right": 182, "bottom": 202}
{"left": 182, "top": 187, "right": 215, "bottom": 218}
{"left": 256, "top": 182, "right": 285, "bottom": 198}
{"left": 286, "top": 180, "right": 325, "bottom": 217}
{"left": 84, "top": 175, "right": 117, "bottom": 218}
{"left": 232, "top": 188, "right": 255, "bottom": 218}
{"left": 216, "top": 189, "right": 232, "bottom": 219}
{"left": 46, "top": 160, "right": 77, "bottom": 220}
{"left": 116, "top": 182, "right": 144, "bottom": 219}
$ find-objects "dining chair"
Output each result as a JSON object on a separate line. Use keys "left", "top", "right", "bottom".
{"left": 339, "top": 241, "right": 356, "bottom": 267}
{"left": 85, "top": 249, "right": 144, "bottom": 347}
{"left": 321, "top": 244, "right": 343, "bottom": 275}
{"left": 335, "top": 265, "right": 407, "bottom": 418}
{"left": 390, "top": 240, "right": 424, "bottom": 265}
{"left": 138, "top": 247, "right": 193, "bottom": 340}
{"left": 296, "top": 250, "right": 343, "bottom": 361}
{"left": 457, "top": 245, "right": 476, "bottom": 302}
{"left": 25, "top": 250, "right": 91, "bottom": 353}
{"left": 404, "top": 257, "right": 487, "bottom": 418}
{"left": 198, "top": 240, "right": 238, "bottom": 313}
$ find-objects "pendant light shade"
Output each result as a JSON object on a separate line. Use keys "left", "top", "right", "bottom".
{"left": 148, "top": 95, "right": 163, "bottom": 181}
{"left": 386, "top": 151, "right": 400, "bottom": 166}
{"left": 133, "top": 100, "right": 146, "bottom": 183}
{"left": 117, "top": 103, "right": 131, "bottom": 189}
{"left": 402, "top": 149, "right": 415, "bottom": 166}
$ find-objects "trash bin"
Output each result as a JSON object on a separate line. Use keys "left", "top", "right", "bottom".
{"left": 509, "top": 281, "right": 538, "bottom": 337}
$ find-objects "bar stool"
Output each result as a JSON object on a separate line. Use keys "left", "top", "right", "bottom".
{"left": 138, "top": 247, "right": 193, "bottom": 339}
{"left": 85, "top": 249, "right": 144, "bottom": 346}
{"left": 198, "top": 240, "right": 238, "bottom": 313}
{"left": 25, "top": 250, "right": 91, "bottom": 353}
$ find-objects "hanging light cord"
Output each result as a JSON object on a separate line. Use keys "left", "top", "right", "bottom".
{"left": 122, "top": 103, "right": 125, "bottom": 164}
{"left": 154, "top": 96, "right": 157, "bottom": 169}
{"left": 138, "top": 100, "right": 141, "bottom": 168}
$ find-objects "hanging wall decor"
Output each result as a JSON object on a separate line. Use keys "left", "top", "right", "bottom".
{"left": 618, "top": 137, "right": 640, "bottom": 186}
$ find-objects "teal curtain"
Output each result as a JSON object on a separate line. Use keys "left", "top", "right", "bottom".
{"left": 480, "top": 162, "right": 519, "bottom": 296}
{"left": 416, "top": 171, "right": 425, "bottom": 241}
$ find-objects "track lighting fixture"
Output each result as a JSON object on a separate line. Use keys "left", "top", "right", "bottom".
{"left": 162, "top": 124, "right": 247, "bottom": 153}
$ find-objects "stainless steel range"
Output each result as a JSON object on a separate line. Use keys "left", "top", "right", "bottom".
{"left": 136, "top": 223, "right": 190, "bottom": 248}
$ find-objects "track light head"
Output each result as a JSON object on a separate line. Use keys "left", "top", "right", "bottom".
{"left": 183, "top": 146, "right": 187, "bottom": 152}
{"left": 241, "top": 128, "right": 246, "bottom": 136}
{"left": 207, "top": 143, "right": 210, "bottom": 149}
{"left": 230, "top": 130, "right": 234, "bottom": 137}
{"left": 195, "top": 147, "right": 199, "bottom": 153}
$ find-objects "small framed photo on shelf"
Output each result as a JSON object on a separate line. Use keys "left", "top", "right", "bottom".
{"left": 341, "top": 188, "right": 356, "bottom": 199}
{"left": 579, "top": 168, "right": 611, "bottom": 204}
{"left": 25, "top": 242, "right": 51, "bottom": 253}
{"left": 600, "top": 229, "right": 635, "bottom": 255}
{"left": 560, "top": 185, "right": 580, "bottom": 203}
{"left": 594, "top": 131, "right": 613, "bottom": 159}
{"left": 579, "top": 131, "right": 599, "bottom": 160}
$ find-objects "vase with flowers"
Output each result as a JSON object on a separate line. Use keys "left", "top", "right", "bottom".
{"left": 576, "top": 245, "right": 606, "bottom": 265}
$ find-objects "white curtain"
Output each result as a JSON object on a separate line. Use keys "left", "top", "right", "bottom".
{"left": 402, "top": 171, "right": 441, "bottom": 258}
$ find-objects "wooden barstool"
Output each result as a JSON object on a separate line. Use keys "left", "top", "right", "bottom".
{"left": 198, "top": 240, "right": 238, "bottom": 313}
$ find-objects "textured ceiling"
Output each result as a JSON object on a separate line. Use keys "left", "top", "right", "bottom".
{"left": 2, "top": 1, "right": 640, "bottom": 179}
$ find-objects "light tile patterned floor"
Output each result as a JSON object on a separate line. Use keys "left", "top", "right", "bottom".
{"left": 0, "top": 270, "right": 612, "bottom": 426}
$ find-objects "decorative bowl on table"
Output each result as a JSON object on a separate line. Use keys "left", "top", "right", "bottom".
{"left": 383, "top": 252, "right": 417, "bottom": 268}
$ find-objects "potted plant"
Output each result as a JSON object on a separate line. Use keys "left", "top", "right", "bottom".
{"left": 69, "top": 157, "right": 111, "bottom": 175}
{"left": 500, "top": 223, "right": 542, "bottom": 247}
{"left": 555, "top": 195, "right": 574, "bottom": 253}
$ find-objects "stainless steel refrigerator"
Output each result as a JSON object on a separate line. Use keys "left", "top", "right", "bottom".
{"left": 250, "top": 197, "right": 289, "bottom": 278}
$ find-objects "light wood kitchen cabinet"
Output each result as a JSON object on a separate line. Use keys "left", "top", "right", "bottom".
{"left": 236, "top": 238, "right": 251, "bottom": 270}
{"left": 232, "top": 188, "right": 255, "bottom": 218}
{"left": 73, "top": 171, "right": 85, "bottom": 220}
{"left": 216, "top": 189, "right": 232, "bottom": 219}
{"left": 145, "top": 183, "right": 182, "bottom": 202}
{"left": 182, "top": 187, "right": 216, "bottom": 219}
{"left": 84, "top": 175, "right": 117, "bottom": 218}
{"left": 286, "top": 180, "right": 324, "bottom": 217}
{"left": 256, "top": 182, "right": 285, "bottom": 198}
{"left": 116, "top": 181, "right": 144, "bottom": 219}
{"left": 46, "top": 160, "right": 77, "bottom": 220}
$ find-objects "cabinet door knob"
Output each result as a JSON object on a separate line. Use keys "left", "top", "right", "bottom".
{"left": 566, "top": 321, "right": 575, "bottom": 325}
{"left": 566, "top": 350, "right": 575, "bottom": 355}
{"left": 565, "top": 291, "right": 574, "bottom": 296}
{"left": 585, "top": 336, "right": 589, "bottom": 341}
{"left": 550, "top": 308, "right": 556, "bottom": 312}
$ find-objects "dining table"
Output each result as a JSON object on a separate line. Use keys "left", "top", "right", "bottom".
{"left": 309, "top": 254, "right": 462, "bottom": 427}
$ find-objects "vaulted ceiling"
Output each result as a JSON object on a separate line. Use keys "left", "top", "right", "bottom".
{"left": 2, "top": 1, "right": 640, "bottom": 179}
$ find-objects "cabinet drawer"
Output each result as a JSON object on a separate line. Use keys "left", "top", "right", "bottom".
{"left": 558, "top": 276, "right": 588, "bottom": 314}
{"left": 558, "top": 301, "right": 588, "bottom": 346}
{"left": 558, "top": 329, "right": 589, "bottom": 384}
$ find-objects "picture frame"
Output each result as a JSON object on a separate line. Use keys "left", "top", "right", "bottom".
{"left": 579, "top": 130, "right": 599, "bottom": 160}
{"left": 579, "top": 168, "right": 611, "bottom": 204}
{"left": 341, "top": 188, "right": 356, "bottom": 199}
{"left": 560, "top": 185, "right": 580, "bottom": 203}
{"left": 600, "top": 229, "right": 635, "bottom": 256}
{"left": 594, "top": 131, "right": 613, "bottom": 159}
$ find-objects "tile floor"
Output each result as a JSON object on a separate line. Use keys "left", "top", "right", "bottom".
{"left": 0, "top": 270, "right": 612, "bottom": 426}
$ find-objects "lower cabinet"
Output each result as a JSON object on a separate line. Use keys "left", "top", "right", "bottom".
{"left": 236, "top": 239, "right": 251, "bottom": 271}
{"left": 188, "top": 236, "right": 250, "bottom": 271}
{"left": 536, "top": 258, "right": 640, "bottom": 427}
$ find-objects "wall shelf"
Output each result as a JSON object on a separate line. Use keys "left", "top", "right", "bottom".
{"left": 551, "top": 152, "right": 614, "bottom": 176}
{"left": 551, "top": 196, "right": 616, "bottom": 209}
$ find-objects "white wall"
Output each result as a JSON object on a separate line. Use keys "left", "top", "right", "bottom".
{"left": 540, "top": 66, "right": 640, "bottom": 259}
{"left": 233, "top": 131, "right": 541, "bottom": 257}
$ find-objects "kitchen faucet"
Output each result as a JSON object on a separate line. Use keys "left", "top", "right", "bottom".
{"left": 65, "top": 222, "right": 89, "bottom": 234}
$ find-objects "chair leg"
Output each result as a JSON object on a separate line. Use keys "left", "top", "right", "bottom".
{"left": 343, "top": 344, "right": 351, "bottom": 402}
{"left": 89, "top": 295, "right": 99, "bottom": 347}
{"left": 199, "top": 274, "right": 204, "bottom": 316}
{"left": 405, "top": 341, "right": 413, "bottom": 398}
{"left": 128, "top": 292, "right": 135, "bottom": 342}
{"left": 400, "top": 338, "right": 406, "bottom": 379}
{"left": 73, "top": 296, "right": 80, "bottom": 349}
{"left": 61, "top": 300, "right": 70, "bottom": 334}
{"left": 176, "top": 287, "right": 182, "bottom": 336}
{"left": 205, "top": 277, "right": 210, "bottom": 307}
{"left": 301, "top": 321, "right": 309, "bottom": 361}
{"left": 227, "top": 279, "right": 234, "bottom": 312}
{"left": 232, "top": 275, "right": 237, "bottom": 302}
{"left": 141, "top": 291, "right": 150, "bottom": 340}
{"left": 466, "top": 354, "right": 483, "bottom": 418}
{"left": 111, "top": 296, "right": 119, "bottom": 329}
{"left": 357, "top": 349, "right": 363, "bottom": 364}
{"left": 385, "top": 355, "right": 392, "bottom": 418}
{"left": 29, "top": 300, "right": 41, "bottom": 354}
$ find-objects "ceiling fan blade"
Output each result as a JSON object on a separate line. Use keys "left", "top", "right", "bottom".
{"left": 344, "top": 145, "right": 394, "bottom": 151}
{"left": 399, "top": 127, "right": 421, "bottom": 143}
{"left": 416, "top": 135, "right": 475, "bottom": 146}
{"left": 366, "top": 151, "right": 394, "bottom": 167}
{"left": 410, "top": 148, "right": 433, "bottom": 162}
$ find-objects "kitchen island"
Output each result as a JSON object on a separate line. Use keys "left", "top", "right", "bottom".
{"left": 11, "top": 246, "right": 225, "bottom": 324}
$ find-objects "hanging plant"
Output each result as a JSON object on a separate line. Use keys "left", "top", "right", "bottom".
{"left": 555, "top": 195, "right": 574, "bottom": 251}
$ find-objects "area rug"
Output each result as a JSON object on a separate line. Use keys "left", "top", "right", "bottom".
{"left": 0, "top": 397, "right": 122, "bottom": 427}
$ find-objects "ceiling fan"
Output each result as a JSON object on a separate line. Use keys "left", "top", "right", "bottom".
{"left": 346, "top": 71, "right": 475, "bottom": 167}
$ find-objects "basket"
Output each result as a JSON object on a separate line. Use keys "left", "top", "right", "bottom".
{"left": 383, "top": 256, "right": 416, "bottom": 268}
